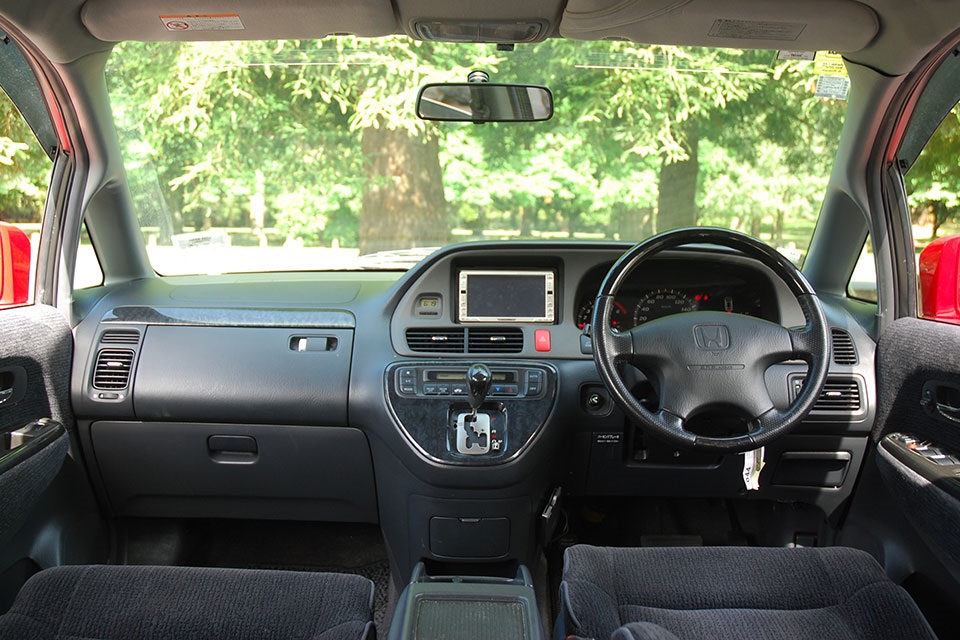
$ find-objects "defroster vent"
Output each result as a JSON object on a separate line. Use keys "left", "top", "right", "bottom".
{"left": 468, "top": 328, "right": 524, "bottom": 354}
{"left": 830, "top": 329, "right": 858, "bottom": 365}
{"left": 100, "top": 329, "right": 140, "bottom": 345}
{"left": 406, "top": 328, "right": 466, "bottom": 353}
{"left": 92, "top": 349, "right": 135, "bottom": 390}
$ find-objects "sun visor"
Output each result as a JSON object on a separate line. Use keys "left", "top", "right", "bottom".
{"left": 559, "top": 0, "right": 879, "bottom": 53}
{"left": 80, "top": 0, "right": 399, "bottom": 42}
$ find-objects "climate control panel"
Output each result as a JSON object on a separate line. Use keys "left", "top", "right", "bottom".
{"left": 394, "top": 366, "right": 545, "bottom": 399}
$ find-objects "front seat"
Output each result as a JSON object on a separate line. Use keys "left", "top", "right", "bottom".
{"left": 559, "top": 545, "right": 936, "bottom": 640}
{"left": 0, "top": 564, "right": 374, "bottom": 640}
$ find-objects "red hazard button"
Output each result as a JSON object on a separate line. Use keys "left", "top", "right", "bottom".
{"left": 535, "top": 329, "right": 551, "bottom": 352}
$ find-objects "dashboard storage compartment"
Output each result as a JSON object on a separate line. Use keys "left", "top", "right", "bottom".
{"left": 770, "top": 451, "right": 852, "bottom": 488}
{"left": 133, "top": 326, "right": 353, "bottom": 426}
{"left": 91, "top": 421, "right": 378, "bottom": 522}
{"left": 409, "top": 495, "right": 533, "bottom": 564}
{"left": 387, "top": 563, "right": 543, "bottom": 640}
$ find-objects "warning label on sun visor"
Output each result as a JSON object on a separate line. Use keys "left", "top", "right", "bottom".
{"left": 160, "top": 14, "right": 245, "bottom": 32}
{"left": 708, "top": 19, "right": 806, "bottom": 41}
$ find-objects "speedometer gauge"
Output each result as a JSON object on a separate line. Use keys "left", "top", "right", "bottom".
{"left": 577, "top": 299, "right": 628, "bottom": 330}
{"left": 632, "top": 289, "right": 697, "bottom": 324}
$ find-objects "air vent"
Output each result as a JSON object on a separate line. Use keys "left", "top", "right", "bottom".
{"left": 100, "top": 329, "right": 140, "bottom": 345}
{"left": 791, "top": 375, "right": 863, "bottom": 414}
{"left": 406, "top": 328, "right": 466, "bottom": 353}
{"left": 831, "top": 329, "right": 858, "bottom": 365}
{"left": 92, "top": 349, "right": 135, "bottom": 390}
{"left": 468, "top": 328, "right": 524, "bottom": 354}
{"left": 814, "top": 378, "right": 862, "bottom": 413}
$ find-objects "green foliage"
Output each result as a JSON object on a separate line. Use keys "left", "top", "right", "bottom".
{"left": 906, "top": 106, "right": 960, "bottom": 240}
{"left": 1, "top": 37, "right": 885, "bottom": 264}
{"left": 0, "top": 92, "right": 50, "bottom": 223}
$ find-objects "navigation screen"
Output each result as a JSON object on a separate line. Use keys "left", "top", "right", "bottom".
{"left": 459, "top": 270, "right": 555, "bottom": 323}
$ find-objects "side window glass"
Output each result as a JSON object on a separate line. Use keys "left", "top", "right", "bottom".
{"left": 907, "top": 102, "right": 960, "bottom": 323}
{"left": 0, "top": 87, "right": 51, "bottom": 308}
{"left": 847, "top": 237, "right": 877, "bottom": 303}
{"left": 74, "top": 221, "right": 103, "bottom": 290}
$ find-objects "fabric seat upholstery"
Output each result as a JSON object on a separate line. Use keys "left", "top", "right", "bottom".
{"left": 0, "top": 565, "right": 374, "bottom": 640}
{"left": 560, "top": 545, "right": 936, "bottom": 640}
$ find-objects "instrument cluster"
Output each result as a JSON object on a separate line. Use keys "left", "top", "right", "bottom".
{"left": 574, "top": 260, "right": 775, "bottom": 331}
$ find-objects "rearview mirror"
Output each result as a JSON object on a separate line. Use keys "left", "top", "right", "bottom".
{"left": 416, "top": 83, "right": 553, "bottom": 122}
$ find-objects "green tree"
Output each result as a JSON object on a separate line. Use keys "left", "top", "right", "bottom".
{"left": 906, "top": 106, "right": 960, "bottom": 240}
{"left": 0, "top": 92, "right": 50, "bottom": 223}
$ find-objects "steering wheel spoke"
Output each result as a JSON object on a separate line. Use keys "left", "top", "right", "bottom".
{"left": 790, "top": 294, "right": 830, "bottom": 362}
{"left": 593, "top": 295, "right": 635, "bottom": 362}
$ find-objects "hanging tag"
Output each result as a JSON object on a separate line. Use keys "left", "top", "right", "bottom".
{"left": 741, "top": 447, "right": 765, "bottom": 491}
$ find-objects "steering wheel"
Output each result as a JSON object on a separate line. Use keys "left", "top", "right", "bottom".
{"left": 592, "top": 228, "right": 830, "bottom": 453}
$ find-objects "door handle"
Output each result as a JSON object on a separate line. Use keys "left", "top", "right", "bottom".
{"left": 921, "top": 380, "right": 960, "bottom": 424}
{"left": 0, "top": 365, "right": 26, "bottom": 407}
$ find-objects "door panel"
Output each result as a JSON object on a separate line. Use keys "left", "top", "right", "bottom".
{"left": 844, "top": 317, "right": 960, "bottom": 635}
{"left": 0, "top": 305, "right": 73, "bottom": 430}
{"left": 873, "top": 319, "right": 960, "bottom": 572}
{"left": 0, "top": 305, "right": 104, "bottom": 610}
{"left": 875, "top": 318, "right": 960, "bottom": 452}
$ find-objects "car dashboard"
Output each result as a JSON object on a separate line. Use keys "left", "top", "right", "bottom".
{"left": 70, "top": 241, "right": 876, "bottom": 579}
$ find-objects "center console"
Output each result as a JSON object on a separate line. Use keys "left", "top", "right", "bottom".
{"left": 385, "top": 361, "right": 557, "bottom": 465}
{"left": 378, "top": 359, "right": 560, "bottom": 579}
{"left": 387, "top": 563, "right": 544, "bottom": 640}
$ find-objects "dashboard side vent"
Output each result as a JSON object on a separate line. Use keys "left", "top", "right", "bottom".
{"left": 406, "top": 328, "right": 466, "bottom": 353}
{"left": 814, "top": 378, "right": 862, "bottom": 413}
{"left": 791, "top": 375, "right": 863, "bottom": 414}
{"left": 92, "top": 349, "right": 135, "bottom": 390}
{"left": 831, "top": 329, "right": 858, "bottom": 365}
{"left": 100, "top": 329, "right": 141, "bottom": 345}
{"left": 468, "top": 328, "right": 524, "bottom": 354}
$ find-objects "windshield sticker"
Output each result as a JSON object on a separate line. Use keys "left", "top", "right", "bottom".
{"left": 814, "top": 51, "right": 847, "bottom": 76}
{"left": 708, "top": 19, "right": 805, "bottom": 41}
{"left": 815, "top": 75, "right": 850, "bottom": 100}
{"left": 777, "top": 50, "right": 815, "bottom": 61}
{"left": 160, "top": 14, "right": 245, "bottom": 32}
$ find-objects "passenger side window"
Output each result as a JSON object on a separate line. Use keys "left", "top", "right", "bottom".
{"left": 0, "top": 86, "right": 51, "bottom": 308}
{"left": 906, "top": 100, "right": 960, "bottom": 324}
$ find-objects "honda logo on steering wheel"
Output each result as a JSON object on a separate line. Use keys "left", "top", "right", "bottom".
{"left": 694, "top": 324, "right": 730, "bottom": 350}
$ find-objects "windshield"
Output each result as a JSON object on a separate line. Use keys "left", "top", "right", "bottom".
{"left": 106, "top": 38, "right": 845, "bottom": 274}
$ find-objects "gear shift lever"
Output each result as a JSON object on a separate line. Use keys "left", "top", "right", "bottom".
{"left": 467, "top": 363, "right": 492, "bottom": 417}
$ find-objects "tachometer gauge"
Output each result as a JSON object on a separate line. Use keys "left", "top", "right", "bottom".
{"left": 577, "top": 298, "right": 629, "bottom": 330}
{"left": 632, "top": 289, "right": 697, "bottom": 325}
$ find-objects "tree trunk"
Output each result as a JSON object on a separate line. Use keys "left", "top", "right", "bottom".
{"left": 656, "top": 120, "right": 699, "bottom": 232}
{"left": 931, "top": 202, "right": 945, "bottom": 240}
{"left": 519, "top": 205, "right": 532, "bottom": 237}
{"left": 250, "top": 169, "right": 267, "bottom": 248}
{"left": 614, "top": 204, "right": 653, "bottom": 242}
{"left": 773, "top": 209, "right": 784, "bottom": 244}
{"left": 360, "top": 124, "right": 448, "bottom": 254}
